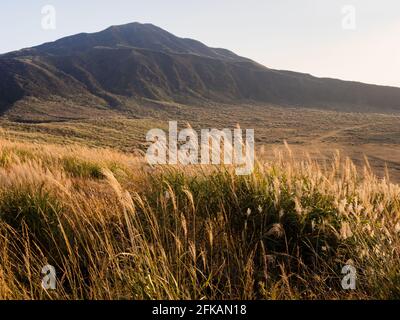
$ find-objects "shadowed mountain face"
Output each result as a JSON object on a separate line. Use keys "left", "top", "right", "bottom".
{"left": 1, "top": 22, "right": 400, "bottom": 119}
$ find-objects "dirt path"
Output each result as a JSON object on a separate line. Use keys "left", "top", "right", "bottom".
{"left": 310, "top": 123, "right": 374, "bottom": 144}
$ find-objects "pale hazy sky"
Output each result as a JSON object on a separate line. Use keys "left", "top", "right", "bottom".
{"left": 1, "top": 0, "right": 399, "bottom": 87}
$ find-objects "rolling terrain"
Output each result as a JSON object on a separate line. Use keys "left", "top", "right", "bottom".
{"left": 1, "top": 22, "right": 400, "bottom": 122}
{"left": 1, "top": 23, "right": 400, "bottom": 184}
{"left": 1, "top": 103, "right": 400, "bottom": 182}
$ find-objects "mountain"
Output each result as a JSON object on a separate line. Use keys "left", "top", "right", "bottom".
{"left": 1, "top": 22, "right": 400, "bottom": 121}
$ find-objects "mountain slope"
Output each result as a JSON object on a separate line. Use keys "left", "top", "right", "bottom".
{"left": 1, "top": 22, "right": 400, "bottom": 120}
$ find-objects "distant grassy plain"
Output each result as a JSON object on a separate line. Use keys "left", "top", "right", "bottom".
{"left": 2, "top": 102, "right": 400, "bottom": 181}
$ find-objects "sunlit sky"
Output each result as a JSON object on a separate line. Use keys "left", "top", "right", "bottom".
{"left": 1, "top": 0, "right": 399, "bottom": 87}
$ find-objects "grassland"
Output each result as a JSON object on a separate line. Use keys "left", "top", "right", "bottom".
{"left": 1, "top": 102, "right": 400, "bottom": 299}
{"left": 2, "top": 102, "right": 400, "bottom": 181}
{"left": 0, "top": 135, "right": 399, "bottom": 299}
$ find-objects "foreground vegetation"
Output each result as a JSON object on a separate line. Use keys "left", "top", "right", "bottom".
{"left": 0, "top": 138, "right": 399, "bottom": 299}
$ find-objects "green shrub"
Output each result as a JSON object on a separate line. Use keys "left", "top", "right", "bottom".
{"left": 0, "top": 186, "right": 70, "bottom": 262}
{"left": 62, "top": 157, "right": 104, "bottom": 179}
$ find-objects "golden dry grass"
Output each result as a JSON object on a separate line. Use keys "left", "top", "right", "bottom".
{"left": 0, "top": 138, "right": 399, "bottom": 299}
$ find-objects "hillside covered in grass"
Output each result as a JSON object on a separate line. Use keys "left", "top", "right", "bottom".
{"left": 0, "top": 138, "right": 399, "bottom": 299}
{"left": 3, "top": 22, "right": 400, "bottom": 123}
